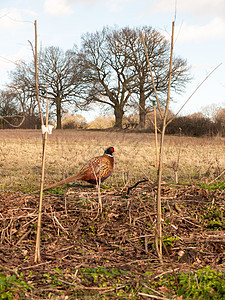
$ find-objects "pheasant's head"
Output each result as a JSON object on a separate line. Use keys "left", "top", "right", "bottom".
{"left": 104, "top": 147, "right": 114, "bottom": 156}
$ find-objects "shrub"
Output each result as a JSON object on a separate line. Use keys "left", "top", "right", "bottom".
{"left": 166, "top": 115, "right": 216, "bottom": 136}
{"left": 88, "top": 115, "right": 115, "bottom": 129}
{"left": 62, "top": 114, "right": 87, "bottom": 129}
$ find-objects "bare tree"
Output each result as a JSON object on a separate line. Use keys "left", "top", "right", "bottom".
{"left": 0, "top": 90, "right": 17, "bottom": 128}
{"left": 112, "top": 26, "right": 191, "bottom": 128}
{"left": 78, "top": 26, "right": 190, "bottom": 128}
{"left": 0, "top": 90, "right": 18, "bottom": 116}
{"left": 202, "top": 104, "right": 220, "bottom": 121}
{"left": 7, "top": 61, "right": 43, "bottom": 128}
{"left": 78, "top": 28, "right": 134, "bottom": 128}
{"left": 214, "top": 108, "right": 225, "bottom": 136}
{"left": 38, "top": 46, "right": 85, "bottom": 129}
{"left": 0, "top": 90, "right": 28, "bottom": 128}
{"left": 7, "top": 27, "right": 190, "bottom": 129}
{"left": 9, "top": 46, "right": 84, "bottom": 129}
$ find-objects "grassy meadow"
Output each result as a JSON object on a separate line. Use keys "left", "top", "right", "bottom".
{"left": 0, "top": 129, "right": 225, "bottom": 191}
{"left": 0, "top": 129, "right": 224, "bottom": 299}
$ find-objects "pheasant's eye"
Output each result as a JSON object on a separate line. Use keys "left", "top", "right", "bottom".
{"left": 111, "top": 147, "right": 114, "bottom": 152}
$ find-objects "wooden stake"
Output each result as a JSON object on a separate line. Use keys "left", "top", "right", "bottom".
{"left": 156, "top": 21, "right": 175, "bottom": 261}
{"left": 141, "top": 22, "right": 175, "bottom": 262}
{"left": 142, "top": 19, "right": 221, "bottom": 262}
{"left": 34, "top": 20, "right": 44, "bottom": 126}
{"left": 35, "top": 101, "right": 49, "bottom": 262}
{"left": 97, "top": 173, "right": 102, "bottom": 213}
{"left": 33, "top": 20, "right": 50, "bottom": 262}
{"left": 141, "top": 32, "right": 163, "bottom": 119}
{"left": 153, "top": 101, "right": 159, "bottom": 170}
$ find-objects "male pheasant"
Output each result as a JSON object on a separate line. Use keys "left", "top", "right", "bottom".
{"left": 39, "top": 147, "right": 114, "bottom": 192}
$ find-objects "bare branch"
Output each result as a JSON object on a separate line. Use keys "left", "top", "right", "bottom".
{"left": 141, "top": 32, "right": 163, "bottom": 119}
{"left": 167, "top": 63, "right": 222, "bottom": 126}
{"left": 164, "top": 21, "right": 175, "bottom": 121}
{"left": 0, "top": 115, "right": 25, "bottom": 128}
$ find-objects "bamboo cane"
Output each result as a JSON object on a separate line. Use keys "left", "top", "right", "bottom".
{"left": 153, "top": 101, "right": 159, "bottom": 170}
{"left": 34, "top": 101, "right": 49, "bottom": 262}
{"left": 156, "top": 21, "right": 175, "bottom": 262}
{"left": 33, "top": 20, "right": 49, "bottom": 262}
{"left": 34, "top": 20, "right": 44, "bottom": 126}
{"left": 141, "top": 22, "right": 175, "bottom": 261}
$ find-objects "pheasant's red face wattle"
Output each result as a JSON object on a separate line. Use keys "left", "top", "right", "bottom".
{"left": 111, "top": 147, "right": 114, "bottom": 153}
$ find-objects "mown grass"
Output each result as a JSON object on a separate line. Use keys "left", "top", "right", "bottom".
{"left": 0, "top": 129, "right": 225, "bottom": 191}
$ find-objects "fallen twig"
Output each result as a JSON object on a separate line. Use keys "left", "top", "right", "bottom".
{"left": 138, "top": 292, "right": 170, "bottom": 299}
{"left": 127, "top": 178, "right": 149, "bottom": 195}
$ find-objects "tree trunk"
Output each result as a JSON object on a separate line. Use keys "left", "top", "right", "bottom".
{"left": 114, "top": 106, "right": 124, "bottom": 128}
{"left": 139, "top": 85, "right": 146, "bottom": 129}
{"left": 139, "top": 107, "right": 146, "bottom": 129}
{"left": 56, "top": 98, "right": 62, "bottom": 129}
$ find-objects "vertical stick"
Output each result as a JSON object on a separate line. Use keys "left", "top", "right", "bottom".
{"left": 98, "top": 173, "right": 102, "bottom": 213}
{"left": 33, "top": 19, "right": 46, "bottom": 263}
{"left": 153, "top": 101, "right": 159, "bottom": 170}
{"left": 155, "top": 126, "right": 165, "bottom": 261}
{"left": 141, "top": 32, "right": 163, "bottom": 119}
{"left": 35, "top": 101, "right": 49, "bottom": 262}
{"left": 155, "top": 21, "right": 175, "bottom": 261}
{"left": 34, "top": 20, "right": 44, "bottom": 126}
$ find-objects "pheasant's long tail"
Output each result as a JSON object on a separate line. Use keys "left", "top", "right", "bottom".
{"left": 33, "top": 174, "right": 80, "bottom": 193}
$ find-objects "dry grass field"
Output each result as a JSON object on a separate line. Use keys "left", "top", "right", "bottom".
{"left": 0, "top": 129, "right": 225, "bottom": 190}
{"left": 0, "top": 129, "right": 224, "bottom": 299}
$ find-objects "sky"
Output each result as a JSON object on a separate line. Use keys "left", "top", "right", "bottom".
{"left": 0, "top": 0, "right": 225, "bottom": 120}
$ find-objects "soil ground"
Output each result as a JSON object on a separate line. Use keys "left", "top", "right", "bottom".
{"left": 0, "top": 182, "right": 224, "bottom": 299}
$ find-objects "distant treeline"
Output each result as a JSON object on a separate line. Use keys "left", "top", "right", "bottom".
{"left": 125, "top": 110, "right": 225, "bottom": 137}
{"left": 165, "top": 116, "right": 220, "bottom": 137}
{"left": 1, "top": 110, "right": 225, "bottom": 137}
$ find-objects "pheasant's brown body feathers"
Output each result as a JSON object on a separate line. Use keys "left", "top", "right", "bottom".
{"left": 39, "top": 147, "right": 114, "bottom": 192}
{"left": 76, "top": 154, "right": 114, "bottom": 184}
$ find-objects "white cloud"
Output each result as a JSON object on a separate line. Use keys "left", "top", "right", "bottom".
{"left": 176, "top": 17, "right": 225, "bottom": 42}
{"left": 21, "top": 9, "right": 38, "bottom": 18}
{"left": 44, "top": 0, "right": 102, "bottom": 16}
{"left": 44, "top": 0, "right": 133, "bottom": 16}
{"left": 44, "top": 0, "right": 74, "bottom": 16}
{"left": 152, "top": 0, "right": 225, "bottom": 18}
{"left": 107, "top": 0, "right": 133, "bottom": 12}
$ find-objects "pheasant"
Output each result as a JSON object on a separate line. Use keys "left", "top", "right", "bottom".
{"left": 38, "top": 147, "right": 114, "bottom": 192}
